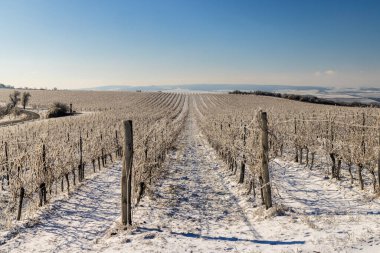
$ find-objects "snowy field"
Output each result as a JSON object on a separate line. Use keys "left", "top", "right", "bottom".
{"left": 0, "top": 165, "right": 121, "bottom": 252}
{"left": 0, "top": 114, "right": 379, "bottom": 252}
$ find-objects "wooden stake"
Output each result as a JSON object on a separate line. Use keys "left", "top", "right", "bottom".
{"left": 122, "top": 120, "right": 133, "bottom": 226}
{"left": 17, "top": 187, "right": 25, "bottom": 220}
{"left": 261, "top": 112, "right": 272, "bottom": 209}
{"left": 79, "top": 135, "right": 84, "bottom": 181}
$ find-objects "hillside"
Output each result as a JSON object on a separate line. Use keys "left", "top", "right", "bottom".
{"left": 0, "top": 91, "right": 379, "bottom": 253}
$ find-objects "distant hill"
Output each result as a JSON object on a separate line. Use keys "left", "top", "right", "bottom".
{"left": 85, "top": 84, "right": 380, "bottom": 105}
{"left": 86, "top": 84, "right": 328, "bottom": 93}
{"left": 0, "top": 83, "right": 14, "bottom": 89}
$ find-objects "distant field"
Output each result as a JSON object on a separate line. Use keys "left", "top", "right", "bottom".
{"left": 277, "top": 89, "right": 380, "bottom": 105}
{"left": 0, "top": 89, "right": 148, "bottom": 111}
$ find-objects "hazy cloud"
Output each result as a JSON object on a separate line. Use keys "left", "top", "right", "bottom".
{"left": 315, "top": 70, "right": 336, "bottom": 77}
{"left": 324, "top": 70, "right": 335, "bottom": 75}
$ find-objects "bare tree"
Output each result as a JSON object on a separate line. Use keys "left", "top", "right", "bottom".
{"left": 9, "top": 90, "right": 21, "bottom": 108}
{"left": 21, "top": 92, "right": 31, "bottom": 109}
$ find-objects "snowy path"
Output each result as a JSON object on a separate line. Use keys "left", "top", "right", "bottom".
{"left": 96, "top": 116, "right": 305, "bottom": 252}
{"left": 0, "top": 164, "right": 121, "bottom": 253}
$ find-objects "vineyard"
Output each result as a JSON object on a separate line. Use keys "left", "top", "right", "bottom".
{"left": 0, "top": 91, "right": 188, "bottom": 227}
{"left": 0, "top": 91, "right": 379, "bottom": 252}
{"left": 194, "top": 94, "right": 380, "bottom": 198}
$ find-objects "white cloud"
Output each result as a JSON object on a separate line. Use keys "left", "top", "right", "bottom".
{"left": 324, "top": 70, "right": 335, "bottom": 75}
{"left": 314, "top": 69, "right": 336, "bottom": 77}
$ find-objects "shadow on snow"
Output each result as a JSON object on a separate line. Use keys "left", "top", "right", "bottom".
{"left": 170, "top": 231, "right": 305, "bottom": 245}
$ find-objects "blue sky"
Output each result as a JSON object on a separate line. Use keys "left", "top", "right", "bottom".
{"left": 0, "top": 0, "right": 379, "bottom": 89}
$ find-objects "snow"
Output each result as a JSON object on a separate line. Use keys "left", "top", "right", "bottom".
{"left": 272, "top": 159, "right": 380, "bottom": 215}
{"left": 1, "top": 114, "right": 379, "bottom": 252}
{"left": 0, "top": 113, "right": 28, "bottom": 123}
{"left": 0, "top": 164, "right": 121, "bottom": 252}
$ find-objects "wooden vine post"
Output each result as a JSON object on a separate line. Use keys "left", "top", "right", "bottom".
{"left": 261, "top": 112, "right": 272, "bottom": 209}
{"left": 115, "top": 130, "right": 120, "bottom": 158}
{"left": 358, "top": 112, "right": 365, "bottom": 190}
{"left": 378, "top": 125, "right": 380, "bottom": 190}
{"left": 17, "top": 187, "right": 25, "bottom": 220}
{"left": 239, "top": 159, "right": 245, "bottom": 184}
{"left": 239, "top": 126, "right": 247, "bottom": 184}
{"left": 122, "top": 120, "right": 133, "bottom": 226}
{"left": 294, "top": 118, "right": 298, "bottom": 162}
{"left": 39, "top": 144, "right": 47, "bottom": 206}
{"left": 79, "top": 134, "right": 84, "bottom": 181}
{"left": 5, "top": 141, "right": 9, "bottom": 186}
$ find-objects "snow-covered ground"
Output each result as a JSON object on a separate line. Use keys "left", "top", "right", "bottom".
{"left": 0, "top": 164, "right": 121, "bottom": 252}
{"left": 1, "top": 114, "right": 379, "bottom": 252}
{"left": 96, "top": 116, "right": 272, "bottom": 252}
{"left": 96, "top": 116, "right": 380, "bottom": 253}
